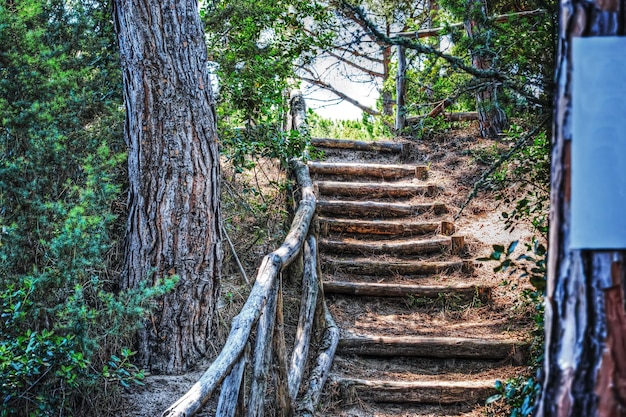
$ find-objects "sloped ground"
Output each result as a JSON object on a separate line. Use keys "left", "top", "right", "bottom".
{"left": 310, "top": 130, "right": 536, "bottom": 417}
{"left": 124, "top": 128, "right": 536, "bottom": 417}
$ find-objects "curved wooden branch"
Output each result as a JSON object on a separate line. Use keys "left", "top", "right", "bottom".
{"left": 295, "top": 303, "right": 340, "bottom": 417}
{"left": 162, "top": 163, "right": 315, "bottom": 417}
{"left": 288, "top": 236, "right": 320, "bottom": 401}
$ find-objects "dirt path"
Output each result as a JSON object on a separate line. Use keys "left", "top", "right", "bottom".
{"left": 309, "top": 136, "right": 533, "bottom": 416}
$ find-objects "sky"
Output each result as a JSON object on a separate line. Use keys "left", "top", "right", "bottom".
{"left": 302, "top": 80, "right": 380, "bottom": 120}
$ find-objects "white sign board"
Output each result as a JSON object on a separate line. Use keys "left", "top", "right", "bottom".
{"left": 571, "top": 37, "right": 626, "bottom": 249}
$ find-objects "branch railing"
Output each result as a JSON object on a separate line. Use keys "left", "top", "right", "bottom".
{"left": 162, "top": 90, "right": 338, "bottom": 417}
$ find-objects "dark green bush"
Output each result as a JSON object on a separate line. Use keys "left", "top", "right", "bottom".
{"left": 0, "top": 1, "right": 172, "bottom": 415}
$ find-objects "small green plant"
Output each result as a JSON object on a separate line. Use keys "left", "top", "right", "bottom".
{"left": 479, "top": 239, "right": 546, "bottom": 416}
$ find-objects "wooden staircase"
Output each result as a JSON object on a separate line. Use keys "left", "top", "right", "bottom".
{"left": 309, "top": 137, "right": 528, "bottom": 416}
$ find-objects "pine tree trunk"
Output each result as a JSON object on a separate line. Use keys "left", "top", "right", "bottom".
{"left": 382, "top": 24, "right": 393, "bottom": 117}
{"left": 537, "top": 0, "right": 626, "bottom": 415}
{"left": 114, "top": 0, "right": 222, "bottom": 374}
{"left": 464, "top": 0, "right": 508, "bottom": 138}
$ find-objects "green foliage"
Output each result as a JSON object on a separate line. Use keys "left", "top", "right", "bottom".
{"left": 0, "top": 1, "right": 168, "bottom": 414}
{"left": 220, "top": 121, "right": 313, "bottom": 172}
{"left": 307, "top": 110, "right": 389, "bottom": 140}
{"left": 480, "top": 239, "right": 546, "bottom": 416}
{"left": 391, "top": 0, "right": 556, "bottom": 124}
{"left": 496, "top": 125, "right": 550, "bottom": 235}
{"left": 202, "top": 0, "right": 332, "bottom": 171}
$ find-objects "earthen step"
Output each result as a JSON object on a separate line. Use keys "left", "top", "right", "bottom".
{"left": 317, "top": 200, "right": 448, "bottom": 218}
{"left": 312, "top": 137, "right": 405, "bottom": 154}
{"left": 315, "top": 180, "right": 439, "bottom": 198}
{"left": 319, "top": 236, "right": 448, "bottom": 255}
{"left": 322, "top": 257, "right": 472, "bottom": 276}
{"left": 322, "top": 281, "right": 491, "bottom": 302}
{"left": 319, "top": 218, "right": 454, "bottom": 237}
{"left": 328, "top": 296, "right": 526, "bottom": 340}
{"left": 338, "top": 335, "right": 527, "bottom": 363}
{"left": 333, "top": 377, "right": 497, "bottom": 405}
{"left": 308, "top": 161, "right": 428, "bottom": 180}
{"left": 319, "top": 236, "right": 466, "bottom": 256}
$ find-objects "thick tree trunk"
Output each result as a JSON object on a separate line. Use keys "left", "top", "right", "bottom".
{"left": 464, "top": 0, "right": 508, "bottom": 138}
{"left": 536, "top": 0, "right": 626, "bottom": 415}
{"left": 114, "top": 0, "right": 222, "bottom": 374}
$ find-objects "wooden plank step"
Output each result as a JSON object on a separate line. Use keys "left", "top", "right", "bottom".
{"left": 319, "top": 218, "right": 454, "bottom": 237}
{"left": 322, "top": 258, "right": 472, "bottom": 276}
{"left": 338, "top": 335, "right": 527, "bottom": 363}
{"left": 317, "top": 200, "right": 448, "bottom": 218}
{"left": 322, "top": 281, "right": 491, "bottom": 302}
{"left": 319, "top": 237, "right": 451, "bottom": 255}
{"left": 308, "top": 161, "right": 427, "bottom": 180}
{"left": 311, "top": 137, "right": 405, "bottom": 153}
{"left": 316, "top": 181, "right": 439, "bottom": 198}
{"left": 334, "top": 377, "right": 497, "bottom": 405}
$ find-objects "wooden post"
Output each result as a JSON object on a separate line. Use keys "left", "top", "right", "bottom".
{"left": 246, "top": 280, "right": 278, "bottom": 417}
{"left": 451, "top": 236, "right": 465, "bottom": 255}
{"left": 273, "top": 279, "right": 293, "bottom": 417}
{"left": 216, "top": 346, "right": 248, "bottom": 417}
{"left": 288, "top": 236, "right": 319, "bottom": 401}
{"left": 395, "top": 45, "right": 407, "bottom": 132}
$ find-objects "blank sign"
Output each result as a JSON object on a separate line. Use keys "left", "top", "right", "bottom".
{"left": 571, "top": 37, "right": 626, "bottom": 249}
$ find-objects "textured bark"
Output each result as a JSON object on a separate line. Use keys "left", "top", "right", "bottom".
{"left": 114, "top": 0, "right": 222, "bottom": 373}
{"left": 247, "top": 280, "right": 278, "bottom": 417}
{"left": 395, "top": 45, "right": 407, "bottom": 131}
{"left": 536, "top": 0, "right": 626, "bottom": 415}
{"left": 288, "top": 237, "right": 319, "bottom": 401}
{"left": 162, "top": 159, "right": 315, "bottom": 417}
{"left": 463, "top": 0, "right": 508, "bottom": 138}
{"left": 295, "top": 304, "right": 339, "bottom": 417}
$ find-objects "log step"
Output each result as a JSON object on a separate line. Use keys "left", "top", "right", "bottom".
{"left": 319, "top": 237, "right": 451, "bottom": 256}
{"left": 317, "top": 200, "right": 448, "bottom": 218}
{"left": 322, "top": 258, "right": 472, "bottom": 276}
{"left": 315, "top": 181, "right": 439, "bottom": 198}
{"left": 319, "top": 218, "right": 454, "bottom": 237}
{"left": 311, "top": 137, "right": 405, "bottom": 154}
{"left": 338, "top": 335, "right": 528, "bottom": 363}
{"left": 322, "top": 281, "right": 491, "bottom": 303}
{"left": 334, "top": 377, "right": 497, "bottom": 405}
{"left": 308, "top": 161, "right": 428, "bottom": 180}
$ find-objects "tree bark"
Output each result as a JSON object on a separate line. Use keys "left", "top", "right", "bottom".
{"left": 536, "top": 0, "right": 626, "bottom": 415}
{"left": 463, "top": 0, "right": 508, "bottom": 138}
{"left": 114, "top": 0, "right": 222, "bottom": 373}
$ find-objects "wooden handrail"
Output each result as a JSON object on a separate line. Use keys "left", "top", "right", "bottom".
{"left": 162, "top": 91, "right": 334, "bottom": 417}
